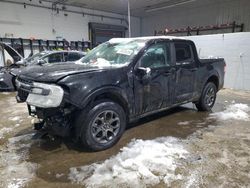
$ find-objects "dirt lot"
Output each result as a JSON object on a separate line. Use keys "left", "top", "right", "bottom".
{"left": 0, "top": 89, "right": 249, "bottom": 188}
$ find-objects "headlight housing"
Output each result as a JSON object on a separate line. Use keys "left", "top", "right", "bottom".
{"left": 26, "top": 82, "right": 64, "bottom": 108}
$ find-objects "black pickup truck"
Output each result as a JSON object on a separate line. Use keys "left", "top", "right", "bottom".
{"left": 15, "top": 37, "right": 225, "bottom": 151}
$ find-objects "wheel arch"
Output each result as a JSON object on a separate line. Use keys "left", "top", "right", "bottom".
{"left": 74, "top": 87, "right": 129, "bottom": 143}
{"left": 195, "top": 73, "right": 219, "bottom": 103}
{"left": 80, "top": 86, "right": 130, "bottom": 119}
{"left": 206, "top": 74, "right": 219, "bottom": 90}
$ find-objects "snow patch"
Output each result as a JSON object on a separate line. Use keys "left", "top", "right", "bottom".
{"left": 0, "top": 127, "right": 13, "bottom": 139}
{"left": 15, "top": 124, "right": 21, "bottom": 128}
{"left": 69, "top": 137, "right": 188, "bottom": 188}
{"left": 56, "top": 173, "right": 64, "bottom": 178}
{"left": 0, "top": 134, "right": 38, "bottom": 188}
{"left": 1, "top": 92, "right": 11, "bottom": 95}
{"left": 210, "top": 103, "right": 250, "bottom": 121}
{"left": 8, "top": 116, "right": 22, "bottom": 122}
{"left": 185, "top": 169, "right": 201, "bottom": 188}
{"left": 178, "top": 121, "right": 191, "bottom": 125}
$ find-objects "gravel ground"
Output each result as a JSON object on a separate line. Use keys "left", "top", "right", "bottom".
{"left": 0, "top": 89, "right": 249, "bottom": 188}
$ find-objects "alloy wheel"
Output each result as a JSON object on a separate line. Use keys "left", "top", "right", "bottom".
{"left": 91, "top": 110, "right": 120, "bottom": 144}
{"left": 205, "top": 87, "right": 215, "bottom": 107}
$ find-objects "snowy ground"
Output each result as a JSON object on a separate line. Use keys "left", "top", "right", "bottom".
{"left": 68, "top": 102, "right": 250, "bottom": 188}
{"left": 0, "top": 134, "right": 38, "bottom": 188}
{"left": 0, "top": 89, "right": 250, "bottom": 188}
{"left": 69, "top": 137, "right": 188, "bottom": 188}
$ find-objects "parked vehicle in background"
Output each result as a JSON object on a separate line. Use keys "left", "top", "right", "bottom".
{"left": 0, "top": 50, "right": 86, "bottom": 91}
{"left": 0, "top": 42, "right": 23, "bottom": 66}
{"left": 0, "top": 42, "right": 23, "bottom": 91}
{"left": 15, "top": 36, "right": 226, "bottom": 151}
{"left": 16, "top": 50, "right": 86, "bottom": 66}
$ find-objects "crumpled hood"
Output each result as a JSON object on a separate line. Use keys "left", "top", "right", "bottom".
{"left": 17, "top": 63, "right": 116, "bottom": 83}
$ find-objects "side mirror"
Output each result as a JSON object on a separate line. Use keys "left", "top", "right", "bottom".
{"left": 135, "top": 67, "right": 151, "bottom": 84}
{"left": 135, "top": 67, "right": 151, "bottom": 77}
{"left": 37, "top": 59, "right": 47, "bottom": 65}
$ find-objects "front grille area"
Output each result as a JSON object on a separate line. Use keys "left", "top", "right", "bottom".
{"left": 16, "top": 77, "right": 33, "bottom": 102}
{"left": 17, "top": 89, "right": 29, "bottom": 101}
{"left": 17, "top": 77, "right": 33, "bottom": 85}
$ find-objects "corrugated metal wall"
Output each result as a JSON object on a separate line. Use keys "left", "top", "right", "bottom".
{"left": 142, "top": 0, "right": 250, "bottom": 36}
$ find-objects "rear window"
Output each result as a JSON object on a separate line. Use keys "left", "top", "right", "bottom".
{"left": 175, "top": 43, "right": 193, "bottom": 62}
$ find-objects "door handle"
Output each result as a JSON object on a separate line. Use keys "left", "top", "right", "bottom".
{"left": 163, "top": 72, "right": 171, "bottom": 76}
{"left": 163, "top": 68, "right": 176, "bottom": 76}
{"left": 190, "top": 68, "right": 198, "bottom": 72}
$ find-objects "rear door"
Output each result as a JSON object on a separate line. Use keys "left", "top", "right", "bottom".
{"left": 174, "top": 41, "right": 197, "bottom": 103}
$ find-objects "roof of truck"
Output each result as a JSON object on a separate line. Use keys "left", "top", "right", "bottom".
{"left": 109, "top": 36, "right": 186, "bottom": 43}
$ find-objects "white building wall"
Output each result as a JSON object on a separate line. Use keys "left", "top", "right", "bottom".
{"left": 0, "top": 1, "right": 141, "bottom": 41}
{"left": 187, "top": 32, "right": 250, "bottom": 91}
{"left": 141, "top": 0, "right": 250, "bottom": 36}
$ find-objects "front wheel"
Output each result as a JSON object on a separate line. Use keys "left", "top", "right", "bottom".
{"left": 76, "top": 100, "right": 126, "bottom": 151}
{"left": 195, "top": 82, "right": 217, "bottom": 111}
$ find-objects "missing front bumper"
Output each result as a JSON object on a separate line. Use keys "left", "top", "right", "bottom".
{"left": 28, "top": 105, "right": 74, "bottom": 137}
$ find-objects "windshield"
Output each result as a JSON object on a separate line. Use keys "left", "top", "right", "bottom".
{"left": 79, "top": 40, "right": 146, "bottom": 67}
{"left": 26, "top": 51, "right": 49, "bottom": 62}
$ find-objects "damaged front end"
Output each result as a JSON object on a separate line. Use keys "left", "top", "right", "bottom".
{"left": 15, "top": 77, "right": 76, "bottom": 137}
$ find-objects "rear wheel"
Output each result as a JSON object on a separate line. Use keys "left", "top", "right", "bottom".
{"left": 76, "top": 100, "right": 126, "bottom": 151}
{"left": 195, "top": 82, "right": 217, "bottom": 111}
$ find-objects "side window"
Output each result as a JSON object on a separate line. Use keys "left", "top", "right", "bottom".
{"left": 140, "top": 43, "right": 171, "bottom": 68}
{"left": 68, "top": 52, "right": 81, "bottom": 61}
{"left": 47, "top": 53, "right": 62, "bottom": 63}
{"left": 175, "top": 43, "right": 193, "bottom": 63}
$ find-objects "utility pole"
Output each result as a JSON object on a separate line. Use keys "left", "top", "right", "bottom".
{"left": 128, "top": 0, "right": 131, "bottom": 37}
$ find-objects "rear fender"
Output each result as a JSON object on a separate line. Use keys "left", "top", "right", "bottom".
{"left": 201, "top": 72, "right": 219, "bottom": 93}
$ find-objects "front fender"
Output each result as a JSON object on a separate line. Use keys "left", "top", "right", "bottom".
{"left": 79, "top": 86, "right": 129, "bottom": 109}
{"left": 57, "top": 67, "right": 132, "bottom": 112}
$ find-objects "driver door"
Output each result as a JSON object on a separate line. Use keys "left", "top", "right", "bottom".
{"left": 133, "top": 41, "right": 175, "bottom": 115}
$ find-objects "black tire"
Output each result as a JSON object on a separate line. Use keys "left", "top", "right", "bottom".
{"left": 195, "top": 82, "right": 217, "bottom": 111}
{"left": 75, "top": 100, "right": 126, "bottom": 151}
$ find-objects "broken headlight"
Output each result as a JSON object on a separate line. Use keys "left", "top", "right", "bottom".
{"left": 30, "top": 87, "right": 50, "bottom": 95}
{"left": 26, "top": 82, "right": 64, "bottom": 108}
